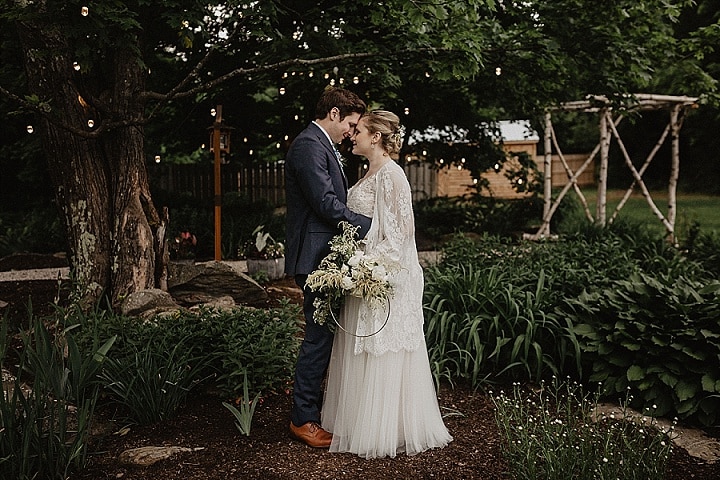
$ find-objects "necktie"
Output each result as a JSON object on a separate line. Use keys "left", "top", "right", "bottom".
{"left": 333, "top": 146, "right": 345, "bottom": 173}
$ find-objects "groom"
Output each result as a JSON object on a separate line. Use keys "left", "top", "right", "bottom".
{"left": 284, "top": 87, "right": 371, "bottom": 448}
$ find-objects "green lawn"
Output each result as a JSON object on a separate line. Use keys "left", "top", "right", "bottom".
{"left": 563, "top": 189, "right": 720, "bottom": 235}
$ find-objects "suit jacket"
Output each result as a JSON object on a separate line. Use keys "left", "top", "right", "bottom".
{"left": 284, "top": 122, "right": 371, "bottom": 276}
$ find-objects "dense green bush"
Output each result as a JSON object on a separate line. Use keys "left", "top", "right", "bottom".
{"left": 414, "top": 194, "right": 543, "bottom": 240}
{"left": 0, "top": 207, "right": 66, "bottom": 257}
{"left": 563, "top": 273, "right": 720, "bottom": 425}
{"left": 70, "top": 299, "right": 302, "bottom": 403}
{"left": 425, "top": 226, "right": 720, "bottom": 426}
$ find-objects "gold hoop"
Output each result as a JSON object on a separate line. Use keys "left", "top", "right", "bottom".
{"left": 328, "top": 299, "right": 390, "bottom": 338}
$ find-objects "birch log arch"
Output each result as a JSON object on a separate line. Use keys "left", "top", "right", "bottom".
{"left": 527, "top": 94, "right": 699, "bottom": 244}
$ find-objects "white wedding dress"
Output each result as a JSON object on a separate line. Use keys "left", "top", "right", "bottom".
{"left": 321, "top": 161, "right": 452, "bottom": 458}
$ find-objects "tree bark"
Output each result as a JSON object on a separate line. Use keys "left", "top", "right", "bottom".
{"left": 17, "top": 15, "right": 160, "bottom": 309}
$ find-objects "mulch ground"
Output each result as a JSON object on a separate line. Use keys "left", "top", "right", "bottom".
{"left": 1, "top": 256, "right": 718, "bottom": 479}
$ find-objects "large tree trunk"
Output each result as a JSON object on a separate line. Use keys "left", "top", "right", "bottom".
{"left": 17, "top": 15, "right": 160, "bottom": 309}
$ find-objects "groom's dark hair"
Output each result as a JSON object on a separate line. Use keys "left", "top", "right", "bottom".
{"left": 314, "top": 87, "right": 366, "bottom": 121}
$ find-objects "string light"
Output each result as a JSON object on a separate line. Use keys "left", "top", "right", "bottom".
{"left": 73, "top": 62, "right": 81, "bottom": 71}
{"left": 353, "top": 76, "right": 359, "bottom": 84}
{"left": 404, "top": 107, "right": 410, "bottom": 115}
{"left": 87, "top": 119, "right": 95, "bottom": 128}
{"left": 279, "top": 87, "right": 286, "bottom": 95}
{"left": 81, "top": 6, "right": 89, "bottom": 16}
{"left": 26, "top": 125, "right": 34, "bottom": 134}
{"left": 495, "top": 67, "right": 502, "bottom": 76}
{"left": 210, "top": 108, "right": 217, "bottom": 117}
{"left": 155, "top": 155, "right": 161, "bottom": 163}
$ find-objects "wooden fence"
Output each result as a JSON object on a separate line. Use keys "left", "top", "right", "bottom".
{"left": 149, "top": 162, "right": 437, "bottom": 205}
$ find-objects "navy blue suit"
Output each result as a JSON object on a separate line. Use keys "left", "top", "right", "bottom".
{"left": 285, "top": 122, "right": 371, "bottom": 426}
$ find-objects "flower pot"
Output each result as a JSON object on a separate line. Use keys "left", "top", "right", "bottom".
{"left": 246, "top": 256, "right": 285, "bottom": 280}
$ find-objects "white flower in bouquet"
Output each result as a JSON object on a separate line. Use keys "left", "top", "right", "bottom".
{"left": 306, "top": 221, "right": 400, "bottom": 325}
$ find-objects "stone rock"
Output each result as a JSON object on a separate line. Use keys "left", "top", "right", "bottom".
{"left": 120, "top": 288, "right": 180, "bottom": 318}
{"left": 118, "top": 445, "right": 205, "bottom": 466}
{"left": 168, "top": 261, "right": 268, "bottom": 306}
{"left": 196, "top": 295, "right": 236, "bottom": 310}
{"left": 593, "top": 402, "right": 720, "bottom": 464}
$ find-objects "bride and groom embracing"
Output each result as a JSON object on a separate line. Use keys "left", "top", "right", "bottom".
{"left": 284, "top": 87, "right": 452, "bottom": 459}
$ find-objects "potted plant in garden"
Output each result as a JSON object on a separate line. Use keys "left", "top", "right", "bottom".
{"left": 169, "top": 231, "right": 197, "bottom": 263}
{"left": 239, "top": 225, "right": 285, "bottom": 280}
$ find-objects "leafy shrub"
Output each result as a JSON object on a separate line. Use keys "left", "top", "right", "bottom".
{"left": 0, "top": 208, "right": 66, "bottom": 257}
{"left": 212, "top": 300, "right": 302, "bottom": 397}
{"left": 70, "top": 299, "right": 302, "bottom": 400}
{"left": 685, "top": 230, "right": 720, "bottom": 278}
{"left": 563, "top": 273, "right": 720, "bottom": 425}
{"left": 98, "top": 334, "right": 208, "bottom": 425}
{"left": 414, "top": 195, "right": 543, "bottom": 240}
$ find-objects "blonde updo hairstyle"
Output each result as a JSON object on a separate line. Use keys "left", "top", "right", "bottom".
{"left": 362, "top": 110, "right": 405, "bottom": 158}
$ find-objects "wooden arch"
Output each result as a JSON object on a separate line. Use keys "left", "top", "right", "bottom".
{"left": 529, "top": 94, "right": 699, "bottom": 243}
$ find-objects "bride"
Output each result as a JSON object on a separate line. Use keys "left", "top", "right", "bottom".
{"left": 321, "top": 110, "right": 452, "bottom": 458}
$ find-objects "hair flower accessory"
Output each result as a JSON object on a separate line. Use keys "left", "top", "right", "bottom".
{"left": 390, "top": 124, "right": 406, "bottom": 147}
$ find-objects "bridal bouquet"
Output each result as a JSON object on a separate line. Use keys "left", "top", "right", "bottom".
{"left": 306, "top": 221, "right": 398, "bottom": 326}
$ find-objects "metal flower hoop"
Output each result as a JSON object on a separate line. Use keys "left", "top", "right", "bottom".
{"left": 328, "top": 299, "right": 390, "bottom": 338}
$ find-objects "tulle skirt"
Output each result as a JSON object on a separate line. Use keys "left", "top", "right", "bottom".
{"left": 321, "top": 296, "right": 453, "bottom": 459}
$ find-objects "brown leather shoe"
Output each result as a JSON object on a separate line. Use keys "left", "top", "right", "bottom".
{"left": 289, "top": 421, "right": 332, "bottom": 448}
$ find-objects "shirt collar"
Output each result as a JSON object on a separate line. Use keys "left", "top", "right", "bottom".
{"left": 312, "top": 121, "right": 335, "bottom": 147}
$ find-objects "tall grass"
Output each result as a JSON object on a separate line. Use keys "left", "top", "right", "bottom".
{"left": 0, "top": 316, "right": 114, "bottom": 479}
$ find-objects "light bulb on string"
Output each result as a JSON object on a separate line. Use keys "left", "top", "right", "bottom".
{"left": 329, "top": 79, "right": 336, "bottom": 86}
{"left": 210, "top": 108, "right": 216, "bottom": 117}
{"left": 87, "top": 119, "right": 95, "bottom": 128}
{"left": 155, "top": 155, "right": 161, "bottom": 163}
{"left": 26, "top": 125, "right": 34, "bottom": 134}
{"left": 495, "top": 67, "right": 502, "bottom": 76}
{"left": 339, "top": 77, "right": 344, "bottom": 84}
{"left": 404, "top": 107, "right": 410, "bottom": 115}
{"left": 276, "top": 143, "right": 281, "bottom": 149}
{"left": 353, "top": 76, "right": 359, "bottom": 84}
{"left": 81, "top": 6, "right": 89, "bottom": 16}
{"left": 324, "top": 73, "right": 330, "bottom": 79}
{"left": 308, "top": 71, "right": 314, "bottom": 78}
{"left": 294, "top": 115, "right": 299, "bottom": 121}
{"left": 279, "top": 87, "right": 286, "bottom": 95}
{"left": 73, "top": 62, "right": 81, "bottom": 72}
